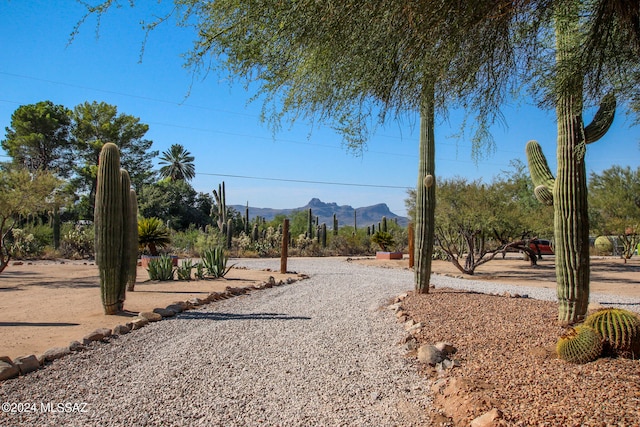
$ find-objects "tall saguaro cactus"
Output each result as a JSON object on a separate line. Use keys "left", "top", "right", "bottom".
{"left": 125, "top": 189, "right": 138, "bottom": 292}
{"left": 213, "top": 181, "right": 226, "bottom": 231}
{"left": 526, "top": 2, "right": 616, "bottom": 324}
{"left": 95, "top": 143, "right": 124, "bottom": 314}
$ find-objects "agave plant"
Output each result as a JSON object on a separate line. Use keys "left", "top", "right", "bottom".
{"left": 176, "top": 258, "right": 195, "bottom": 281}
{"left": 201, "top": 246, "right": 235, "bottom": 278}
{"left": 138, "top": 217, "right": 170, "bottom": 256}
{"left": 147, "top": 255, "right": 175, "bottom": 281}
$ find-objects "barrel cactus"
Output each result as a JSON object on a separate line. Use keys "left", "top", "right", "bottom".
{"left": 594, "top": 236, "right": 613, "bottom": 255}
{"left": 584, "top": 308, "right": 640, "bottom": 357}
{"left": 556, "top": 325, "right": 603, "bottom": 364}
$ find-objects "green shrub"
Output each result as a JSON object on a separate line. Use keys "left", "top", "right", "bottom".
{"left": 8, "top": 228, "right": 43, "bottom": 258}
{"left": 147, "top": 255, "right": 175, "bottom": 281}
{"left": 59, "top": 223, "right": 94, "bottom": 259}
{"left": 201, "top": 247, "right": 234, "bottom": 278}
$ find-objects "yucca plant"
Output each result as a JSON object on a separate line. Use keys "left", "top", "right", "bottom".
{"left": 176, "top": 258, "right": 195, "bottom": 281}
{"left": 147, "top": 255, "right": 175, "bottom": 281}
{"left": 201, "top": 246, "right": 235, "bottom": 278}
{"left": 138, "top": 217, "right": 171, "bottom": 256}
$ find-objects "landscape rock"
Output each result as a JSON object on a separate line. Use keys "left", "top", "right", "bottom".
{"left": 14, "top": 355, "right": 40, "bottom": 375}
{"left": 42, "top": 347, "right": 71, "bottom": 362}
{"left": 153, "top": 307, "right": 176, "bottom": 318}
{"left": 435, "top": 342, "right": 457, "bottom": 356}
{"left": 139, "top": 311, "right": 163, "bottom": 322}
{"left": 417, "top": 345, "right": 445, "bottom": 365}
{"left": 69, "top": 341, "right": 85, "bottom": 352}
{"left": 188, "top": 298, "right": 205, "bottom": 306}
{"left": 0, "top": 356, "right": 20, "bottom": 380}
{"left": 470, "top": 408, "right": 503, "bottom": 427}
{"left": 170, "top": 301, "right": 189, "bottom": 311}
{"left": 113, "top": 324, "right": 131, "bottom": 335}
{"left": 388, "top": 302, "right": 402, "bottom": 311}
{"left": 395, "top": 293, "right": 408, "bottom": 303}
{"left": 407, "top": 322, "right": 423, "bottom": 334}
{"left": 165, "top": 304, "right": 185, "bottom": 314}
{"left": 131, "top": 317, "right": 150, "bottom": 330}
{"left": 403, "top": 319, "right": 415, "bottom": 330}
{"left": 83, "top": 328, "right": 112, "bottom": 343}
{"left": 267, "top": 276, "right": 276, "bottom": 286}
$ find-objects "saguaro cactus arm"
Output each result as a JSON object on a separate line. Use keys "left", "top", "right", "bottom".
{"left": 584, "top": 93, "right": 616, "bottom": 144}
{"left": 526, "top": 140, "right": 555, "bottom": 206}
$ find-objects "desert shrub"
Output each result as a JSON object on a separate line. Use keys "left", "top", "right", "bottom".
{"left": 594, "top": 236, "right": 613, "bottom": 255}
{"left": 59, "top": 223, "right": 94, "bottom": 259}
{"left": 8, "top": 228, "right": 43, "bottom": 258}
{"left": 170, "top": 226, "right": 203, "bottom": 257}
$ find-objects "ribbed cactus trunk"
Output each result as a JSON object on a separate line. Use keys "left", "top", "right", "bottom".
{"left": 333, "top": 213, "right": 338, "bottom": 236}
{"left": 95, "top": 143, "right": 124, "bottom": 314}
{"left": 307, "top": 208, "right": 313, "bottom": 238}
{"left": 126, "top": 189, "right": 138, "bottom": 292}
{"left": 226, "top": 218, "right": 233, "bottom": 249}
{"left": 382, "top": 216, "right": 387, "bottom": 233}
{"left": 415, "top": 83, "right": 436, "bottom": 294}
{"left": 553, "top": 2, "right": 590, "bottom": 323}
{"left": 118, "top": 169, "right": 132, "bottom": 305}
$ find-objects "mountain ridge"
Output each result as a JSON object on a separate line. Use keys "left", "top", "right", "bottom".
{"left": 230, "top": 198, "right": 408, "bottom": 228}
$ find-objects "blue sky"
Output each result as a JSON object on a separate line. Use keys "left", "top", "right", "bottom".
{"left": 1, "top": 2, "right": 638, "bottom": 217}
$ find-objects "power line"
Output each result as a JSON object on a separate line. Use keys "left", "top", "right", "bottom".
{"left": 196, "top": 172, "right": 410, "bottom": 189}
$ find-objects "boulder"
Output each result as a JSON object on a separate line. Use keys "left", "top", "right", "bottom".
{"left": 131, "top": 317, "right": 150, "bottom": 330}
{"left": 435, "top": 342, "right": 457, "bottom": 357}
{"left": 14, "top": 355, "right": 40, "bottom": 375}
{"left": 0, "top": 356, "right": 20, "bottom": 380}
{"left": 188, "top": 298, "right": 205, "bottom": 306}
{"left": 417, "top": 345, "right": 445, "bottom": 365}
{"left": 69, "top": 341, "right": 85, "bottom": 352}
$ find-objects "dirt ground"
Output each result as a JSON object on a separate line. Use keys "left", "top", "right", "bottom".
{"left": 0, "top": 260, "right": 297, "bottom": 360}
{"left": 1, "top": 255, "right": 638, "bottom": 361}
{"left": 355, "top": 255, "right": 640, "bottom": 298}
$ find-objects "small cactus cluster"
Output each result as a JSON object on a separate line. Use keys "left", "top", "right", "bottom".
{"left": 94, "top": 143, "right": 138, "bottom": 314}
{"left": 556, "top": 308, "right": 640, "bottom": 363}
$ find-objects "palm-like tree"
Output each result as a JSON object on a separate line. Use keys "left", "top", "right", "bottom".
{"left": 158, "top": 144, "right": 195, "bottom": 181}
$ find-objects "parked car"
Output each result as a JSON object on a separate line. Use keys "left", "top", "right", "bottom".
{"left": 529, "top": 239, "right": 554, "bottom": 255}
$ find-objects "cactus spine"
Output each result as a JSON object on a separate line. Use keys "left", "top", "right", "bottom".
{"left": 556, "top": 325, "right": 603, "bottom": 364}
{"left": 95, "top": 143, "right": 124, "bottom": 314}
{"left": 584, "top": 308, "right": 640, "bottom": 356}
{"left": 525, "top": 3, "right": 616, "bottom": 324}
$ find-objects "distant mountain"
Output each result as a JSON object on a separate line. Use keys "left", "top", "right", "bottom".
{"left": 230, "top": 198, "right": 408, "bottom": 229}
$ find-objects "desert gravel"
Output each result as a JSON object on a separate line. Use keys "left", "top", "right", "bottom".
{"left": 1, "top": 257, "right": 638, "bottom": 426}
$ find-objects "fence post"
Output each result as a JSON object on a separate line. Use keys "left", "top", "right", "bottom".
{"left": 281, "top": 218, "right": 289, "bottom": 274}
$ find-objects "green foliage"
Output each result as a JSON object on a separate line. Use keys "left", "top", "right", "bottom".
{"left": 584, "top": 308, "right": 640, "bottom": 357}
{"left": 176, "top": 258, "right": 195, "bottom": 280}
{"left": 201, "top": 246, "right": 234, "bottom": 278}
{"left": 0, "top": 168, "right": 61, "bottom": 273}
{"left": 147, "top": 255, "right": 176, "bottom": 281}
{"left": 138, "top": 179, "right": 213, "bottom": 231}
{"left": 556, "top": 325, "right": 603, "bottom": 364}
{"left": 138, "top": 217, "right": 171, "bottom": 256}
{"left": 371, "top": 231, "right": 395, "bottom": 252}
{"left": 158, "top": 144, "right": 195, "bottom": 181}
{"left": 1, "top": 100, "right": 73, "bottom": 176}
{"left": 8, "top": 228, "right": 43, "bottom": 258}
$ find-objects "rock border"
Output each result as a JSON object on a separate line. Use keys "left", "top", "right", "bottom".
{"left": 0, "top": 274, "right": 307, "bottom": 383}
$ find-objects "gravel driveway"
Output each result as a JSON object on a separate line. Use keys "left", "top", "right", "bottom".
{"left": 0, "top": 258, "right": 433, "bottom": 427}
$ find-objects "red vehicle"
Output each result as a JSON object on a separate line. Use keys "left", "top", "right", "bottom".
{"left": 529, "top": 239, "right": 554, "bottom": 255}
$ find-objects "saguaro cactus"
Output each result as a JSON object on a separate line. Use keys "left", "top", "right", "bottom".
{"left": 125, "top": 189, "right": 138, "bottom": 292}
{"left": 526, "top": 3, "right": 616, "bottom": 324}
{"left": 333, "top": 213, "right": 338, "bottom": 236}
{"left": 382, "top": 216, "right": 388, "bottom": 233}
{"left": 307, "top": 208, "right": 313, "bottom": 238}
{"left": 95, "top": 143, "right": 124, "bottom": 315}
{"left": 213, "top": 181, "right": 226, "bottom": 231}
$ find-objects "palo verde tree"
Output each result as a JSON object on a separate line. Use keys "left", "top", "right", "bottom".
{"left": 76, "top": 1, "right": 523, "bottom": 294}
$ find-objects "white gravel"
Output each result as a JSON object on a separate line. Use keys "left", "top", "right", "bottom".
{"left": 0, "top": 258, "right": 432, "bottom": 427}
{"left": 1, "top": 257, "right": 637, "bottom": 427}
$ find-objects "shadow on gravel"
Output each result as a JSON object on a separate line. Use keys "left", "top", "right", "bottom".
{"left": 178, "top": 311, "right": 312, "bottom": 321}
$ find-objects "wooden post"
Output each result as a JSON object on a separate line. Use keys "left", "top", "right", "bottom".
{"left": 408, "top": 223, "right": 415, "bottom": 268}
{"left": 281, "top": 218, "right": 289, "bottom": 274}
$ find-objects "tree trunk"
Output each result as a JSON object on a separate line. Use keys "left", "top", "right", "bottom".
{"left": 415, "top": 83, "right": 436, "bottom": 293}
{"left": 554, "top": 2, "right": 590, "bottom": 324}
